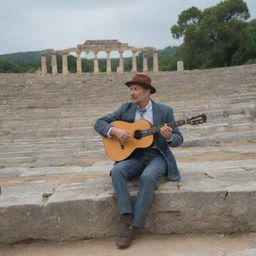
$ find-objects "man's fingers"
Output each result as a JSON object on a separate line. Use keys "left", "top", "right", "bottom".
{"left": 119, "top": 130, "right": 131, "bottom": 143}
{"left": 160, "top": 124, "right": 173, "bottom": 140}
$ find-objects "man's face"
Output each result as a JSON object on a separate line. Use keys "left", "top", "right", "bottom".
{"left": 130, "top": 84, "right": 150, "bottom": 105}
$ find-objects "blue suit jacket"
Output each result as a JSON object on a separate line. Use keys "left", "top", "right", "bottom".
{"left": 94, "top": 100, "right": 183, "bottom": 181}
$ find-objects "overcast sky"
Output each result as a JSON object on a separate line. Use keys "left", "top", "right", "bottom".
{"left": 1, "top": 0, "right": 256, "bottom": 56}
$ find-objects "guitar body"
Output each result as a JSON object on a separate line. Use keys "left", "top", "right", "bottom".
{"left": 103, "top": 119, "right": 153, "bottom": 161}
{"left": 102, "top": 113, "right": 207, "bottom": 162}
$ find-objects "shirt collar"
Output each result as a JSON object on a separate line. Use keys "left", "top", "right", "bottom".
{"left": 137, "top": 99, "right": 152, "bottom": 111}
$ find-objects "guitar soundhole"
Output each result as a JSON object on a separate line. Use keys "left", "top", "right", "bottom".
{"left": 134, "top": 130, "right": 142, "bottom": 139}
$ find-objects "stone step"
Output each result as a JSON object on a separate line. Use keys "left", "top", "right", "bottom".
{"left": 1, "top": 94, "right": 254, "bottom": 109}
{"left": 1, "top": 130, "right": 255, "bottom": 158}
{"left": 1, "top": 103, "right": 254, "bottom": 121}
{"left": 0, "top": 127, "right": 98, "bottom": 139}
{"left": 1, "top": 136, "right": 255, "bottom": 168}
{"left": 1, "top": 233, "right": 256, "bottom": 256}
{"left": 0, "top": 145, "right": 105, "bottom": 160}
{"left": 0, "top": 158, "right": 255, "bottom": 243}
{"left": 1, "top": 86, "right": 254, "bottom": 95}
{"left": 1, "top": 121, "right": 253, "bottom": 140}
{"left": 0, "top": 140, "right": 100, "bottom": 158}
{"left": 0, "top": 116, "right": 251, "bottom": 135}
{"left": 0, "top": 104, "right": 254, "bottom": 125}
{"left": 74, "top": 144, "right": 256, "bottom": 166}
{"left": 182, "top": 130, "right": 256, "bottom": 147}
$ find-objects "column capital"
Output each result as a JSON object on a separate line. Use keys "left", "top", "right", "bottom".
{"left": 62, "top": 50, "right": 69, "bottom": 55}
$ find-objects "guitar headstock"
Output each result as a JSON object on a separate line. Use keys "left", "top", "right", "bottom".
{"left": 186, "top": 113, "right": 207, "bottom": 125}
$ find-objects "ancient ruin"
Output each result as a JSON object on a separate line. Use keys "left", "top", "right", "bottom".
{"left": 40, "top": 40, "right": 159, "bottom": 75}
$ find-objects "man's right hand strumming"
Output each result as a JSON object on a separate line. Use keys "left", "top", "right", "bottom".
{"left": 110, "top": 127, "right": 131, "bottom": 143}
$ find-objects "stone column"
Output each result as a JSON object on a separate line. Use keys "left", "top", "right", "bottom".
{"left": 131, "top": 50, "right": 137, "bottom": 72}
{"left": 93, "top": 51, "right": 99, "bottom": 74}
{"left": 177, "top": 60, "right": 184, "bottom": 71}
{"left": 41, "top": 54, "right": 47, "bottom": 76}
{"left": 76, "top": 51, "right": 82, "bottom": 74}
{"left": 106, "top": 51, "right": 112, "bottom": 74}
{"left": 62, "top": 53, "right": 69, "bottom": 75}
{"left": 51, "top": 53, "right": 57, "bottom": 75}
{"left": 143, "top": 51, "right": 148, "bottom": 72}
{"left": 118, "top": 51, "right": 124, "bottom": 74}
{"left": 153, "top": 50, "right": 159, "bottom": 72}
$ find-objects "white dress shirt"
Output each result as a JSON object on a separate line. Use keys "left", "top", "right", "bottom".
{"left": 107, "top": 100, "right": 172, "bottom": 142}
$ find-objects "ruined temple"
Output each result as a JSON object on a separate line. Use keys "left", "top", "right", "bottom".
{"left": 40, "top": 40, "right": 159, "bottom": 75}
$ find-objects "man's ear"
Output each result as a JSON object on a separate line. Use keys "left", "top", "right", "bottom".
{"left": 146, "top": 89, "right": 151, "bottom": 96}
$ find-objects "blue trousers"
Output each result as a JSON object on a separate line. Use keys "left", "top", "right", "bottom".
{"left": 110, "top": 148, "right": 167, "bottom": 228}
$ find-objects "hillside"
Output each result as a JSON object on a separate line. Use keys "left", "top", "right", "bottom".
{"left": 0, "top": 51, "right": 42, "bottom": 63}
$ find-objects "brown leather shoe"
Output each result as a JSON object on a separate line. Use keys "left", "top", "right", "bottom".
{"left": 116, "top": 226, "right": 137, "bottom": 249}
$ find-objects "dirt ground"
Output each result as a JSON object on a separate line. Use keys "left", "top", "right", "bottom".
{"left": 1, "top": 233, "right": 256, "bottom": 256}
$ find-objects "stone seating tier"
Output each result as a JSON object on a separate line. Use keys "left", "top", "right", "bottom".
{"left": 0, "top": 64, "right": 255, "bottom": 243}
{"left": 0, "top": 65, "right": 255, "bottom": 168}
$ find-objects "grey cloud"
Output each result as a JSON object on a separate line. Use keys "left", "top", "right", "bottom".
{"left": 1, "top": 0, "right": 255, "bottom": 54}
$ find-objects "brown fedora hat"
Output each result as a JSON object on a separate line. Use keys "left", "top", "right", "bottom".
{"left": 125, "top": 73, "right": 156, "bottom": 94}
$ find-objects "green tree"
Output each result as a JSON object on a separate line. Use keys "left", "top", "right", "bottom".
{"left": 171, "top": 0, "right": 252, "bottom": 69}
{"left": 158, "top": 46, "right": 179, "bottom": 71}
{"left": 0, "top": 59, "right": 19, "bottom": 72}
{"left": 232, "top": 19, "right": 256, "bottom": 65}
{"left": 0, "top": 59, "right": 40, "bottom": 73}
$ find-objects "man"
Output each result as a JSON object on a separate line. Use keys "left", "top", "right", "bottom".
{"left": 94, "top": 73, "right": 183, "bottom": 249}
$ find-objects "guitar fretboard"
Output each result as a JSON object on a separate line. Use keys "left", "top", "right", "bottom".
{"left": 141, "top": 119, "right": 187, "bottom": 137}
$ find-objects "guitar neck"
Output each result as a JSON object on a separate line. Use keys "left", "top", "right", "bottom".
{"left": 142, "top": 119, "right": 187, "bottom": 137}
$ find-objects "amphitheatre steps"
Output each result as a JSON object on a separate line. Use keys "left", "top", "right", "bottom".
{"left": 0, "top": 65, "right": 256, "bottom": 243}
{"left": 0, "top": 67, "right": 253, "bottom": 143}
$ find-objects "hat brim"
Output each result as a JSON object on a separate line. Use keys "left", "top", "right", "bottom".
{"left": 125, "top": 81, "right": 156, "bottom": 94}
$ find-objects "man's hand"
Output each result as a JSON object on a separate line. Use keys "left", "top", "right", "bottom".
{"left": 110, "top": 127, "right": 131, "bottom": 143}
{"left": 160, "top": 124, "right": 173, "bottom": 140}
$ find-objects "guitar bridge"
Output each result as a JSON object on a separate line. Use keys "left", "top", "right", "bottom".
{"left": 119, "top": 141, "right": 124, "bottom": 149}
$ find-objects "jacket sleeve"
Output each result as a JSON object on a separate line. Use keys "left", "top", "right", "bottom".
{"left": 94, "top": 104, "right": 124, "bottom": 137}
{"left": 166, "top": 107, "right": 184, "bottom": 147}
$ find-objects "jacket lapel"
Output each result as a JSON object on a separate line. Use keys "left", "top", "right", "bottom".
{"left": 124, "top": 103, "right": 137, "bottom": 122}
{"left": 152, "top": 100, "right": 161, "bottom": 125}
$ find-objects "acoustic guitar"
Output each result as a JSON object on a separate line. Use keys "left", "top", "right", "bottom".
{"left": 103, "top": 114, "right": 207, "bottom": 161}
